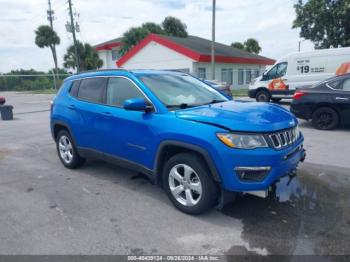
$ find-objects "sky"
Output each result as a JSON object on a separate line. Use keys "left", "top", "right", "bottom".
{"left": 0, "top": 0, "right": 315, "bottom": 73}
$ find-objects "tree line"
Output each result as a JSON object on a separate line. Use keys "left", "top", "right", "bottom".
{"left": 0, "top": 69, "right": 70, "bottom": 91}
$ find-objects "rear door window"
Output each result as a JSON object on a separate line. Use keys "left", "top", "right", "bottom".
{"left": 327, "top": 80, "right": 342, "bottom": 90}
{"left": 77, "top": 78, "right": 106, "bottom": 103}
{"left": 106, "top": 77, "right": 145, "bottom": 107}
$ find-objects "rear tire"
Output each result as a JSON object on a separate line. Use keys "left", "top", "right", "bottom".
{"left": 271, "top": 98, "right": 282, "bottom": 103}
{"left": 256, "top": 90, "right": 270, "bottom": 102}
{"left": 56, "top": 130, "right": 86, "bottom": 169}
{"left": 162, "top": 153, "right": 218, "bottom": 215}
{"left": 312, "top": 107, "right": 339, "bottom": 130}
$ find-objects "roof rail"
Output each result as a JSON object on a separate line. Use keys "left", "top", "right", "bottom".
{"left": 73, "top": 69, "right": 128, "bottom": 75}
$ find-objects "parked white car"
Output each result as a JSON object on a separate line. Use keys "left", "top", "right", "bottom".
{"left": 248, "top": 47, "right": 350, "bottom": 102}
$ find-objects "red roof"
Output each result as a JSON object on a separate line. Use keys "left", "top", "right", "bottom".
{"left": 116, "top": 34, "right": 275, "bottom": 67}
{"left": 95, "top": 42, "right": 122, "bottom": 51}
{"left": 94, "top": 37, "right": 123, "bottom": 51}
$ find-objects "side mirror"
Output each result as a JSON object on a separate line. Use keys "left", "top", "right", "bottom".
{"left": 123, "top": 98, "right": 153, "bottom": 112}
{"left": 262, "top": 72, "right": 268, "bottom": 80}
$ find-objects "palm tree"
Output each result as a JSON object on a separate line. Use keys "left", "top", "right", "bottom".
{"left": 63, "top": 41, "right": 103, "bottom": 71}
{"left": 35, "top": 25, "right": 60, "bottom": 89}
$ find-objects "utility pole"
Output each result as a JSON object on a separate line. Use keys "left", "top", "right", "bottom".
{"left": 47, "top": 0, "right": 54, "bottom": 28}
{"left": 47, "top": 0, "right": 58, "bottom": 89}
{"left": 298, "top": 39, "right": 305, "bottom": 52}
{"left": 211, "top": 0, "right": 216, "bottom": 80}
{"left": 67, "top": 0, "right": 80, "bottom": 72}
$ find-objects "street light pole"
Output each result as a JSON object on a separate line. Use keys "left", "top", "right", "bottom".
{"left": 211, "top": 0, "right": 216, "bottom": 80}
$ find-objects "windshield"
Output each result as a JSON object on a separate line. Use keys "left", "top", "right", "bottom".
{"left": 138, "top": 73, "right": 228, "bottom": 109}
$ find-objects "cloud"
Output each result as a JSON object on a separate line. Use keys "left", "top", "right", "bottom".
{"left": 0, "top": 0, "right": 314, "bottom": 72}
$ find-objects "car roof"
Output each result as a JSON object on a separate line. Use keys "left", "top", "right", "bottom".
{"left": 310, "top": 73, "right": 350, "bottom": 88}
{"left": 322, "top": 73, "right": 350, "bottom": 83}
{"left": 64, "top": 69, "right": 187, "bottom": 82}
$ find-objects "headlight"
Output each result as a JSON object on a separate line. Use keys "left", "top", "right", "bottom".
{"left": 217, "top": 133, "right": 268, "bottom": 149}
{"left": 294, "top": 124, "right": 301, "bottom": 140}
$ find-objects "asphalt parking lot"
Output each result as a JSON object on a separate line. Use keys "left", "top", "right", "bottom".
{"left": 1, "top": 92, "right": 350, "bottom": 256}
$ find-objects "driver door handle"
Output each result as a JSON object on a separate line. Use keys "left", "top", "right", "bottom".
{"left": 68, "top": 105, "right": 76, "bottom": 110}
{"left": 102, "top": 112, "right": 112, "bottom": 116}
{"left": 336, "top": 97, "right": 349, "bottom": 100}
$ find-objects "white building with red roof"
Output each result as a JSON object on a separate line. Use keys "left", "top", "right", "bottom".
{"left": 94, "top": 34, "right": 275, "bottom": 89}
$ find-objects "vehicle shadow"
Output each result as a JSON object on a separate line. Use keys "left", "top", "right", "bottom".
{"left": 298, "top": 119, "right": 350, "bottom": 131}
{"left": 78, "top": 159, "right": 165, "bottom": 198}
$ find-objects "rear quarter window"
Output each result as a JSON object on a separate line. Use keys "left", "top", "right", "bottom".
{"left": 69, "top": 80, "right": 80, "bottom": 97}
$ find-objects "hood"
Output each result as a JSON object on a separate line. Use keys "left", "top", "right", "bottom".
{"left": 175, "top": 101, "right": 297, "bottom": 132}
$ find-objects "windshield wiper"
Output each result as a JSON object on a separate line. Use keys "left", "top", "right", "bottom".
{"left": 199, "top": 99, "right": 227, "bottom": 106}
{"left": 166, "top": 103, "right": 201, "bottom": 109}
{"left": 166, "top": 103, "right": 190, "bottom": 109}
{"left": 166, "top": 100, "right": 226, "bottom": 110}
{"left": 210, "top": 99, "right": 227, "bottom": 104}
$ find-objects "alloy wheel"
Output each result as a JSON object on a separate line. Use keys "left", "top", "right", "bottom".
{"left": 168, "top": 164, "right": 202, "bottom": 207}
{"left": 58, "top": 135, "right": 74, "bottom": 164}
{"left": 317, "top": 112, "right": 333, "bottom": 129}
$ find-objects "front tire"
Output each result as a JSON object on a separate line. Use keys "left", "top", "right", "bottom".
{"left": 312, "top": 107, "right": 339, "bottom": 130}
{"left": 163, "top": 153, "right": 218, "bottom": 215}
{"left": 256, "top": 90, "right": 270, "bottom": 102}
{"left": 56, "top": 130, "right": 85, "bottom": 169}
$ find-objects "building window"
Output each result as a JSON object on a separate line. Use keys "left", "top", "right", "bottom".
{"left": 238, "top": 69, "right": 244, "bottom": 85}
{"left": 111, "top": 49, "right": 121, "bottom": 61}
{"left": 221, "top": 69, "right": 233, "bottom": 85}
{"left": 254, "top": 69, "right": 260, "bottom": 78}
{"left": 245, "top": 69, "right": 252, "bottom": 84}
{"left": 198, "top": 68, "right": 206, "bottom": 79}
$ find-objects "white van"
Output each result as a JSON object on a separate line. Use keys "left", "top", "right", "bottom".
{"left": 248, "top": 47, "right": 350, "bottom": 102}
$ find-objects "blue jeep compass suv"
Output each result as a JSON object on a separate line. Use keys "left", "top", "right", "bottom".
{"left": 51, "top": 70, "right": 306, "bottom": 214}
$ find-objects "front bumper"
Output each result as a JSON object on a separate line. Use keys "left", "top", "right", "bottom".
{"left": 214, "top": 137, "right": 305, "bottom": 192}
{"left": 248, "top": 89, "right": 257, "bottom": 98}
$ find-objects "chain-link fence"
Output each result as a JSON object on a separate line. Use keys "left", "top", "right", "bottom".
{"left": 0, "top": 73, "right": 72, "bottom": 92}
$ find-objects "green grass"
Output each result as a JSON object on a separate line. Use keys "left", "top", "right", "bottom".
{"left": 231, "top": 89, "right": 248, "bottom": 97}
{"left": 27, "top": 89, "right": 58, "bottom": 95}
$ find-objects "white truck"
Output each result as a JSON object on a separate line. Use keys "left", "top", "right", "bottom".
{"left": 248, "top": 47, "right": 350, "bottom": 102}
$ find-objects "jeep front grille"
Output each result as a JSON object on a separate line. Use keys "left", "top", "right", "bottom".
{"left": 267, "top": 127, "right": 299, "bottom": 149}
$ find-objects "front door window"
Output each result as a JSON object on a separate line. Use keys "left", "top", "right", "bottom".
{"left": 265, "top": 62, "right": 288, "bottom": 80}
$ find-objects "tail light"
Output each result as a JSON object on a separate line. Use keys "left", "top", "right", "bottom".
{"left": 293, "top": 91, "right": 307, "bottom": 100}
